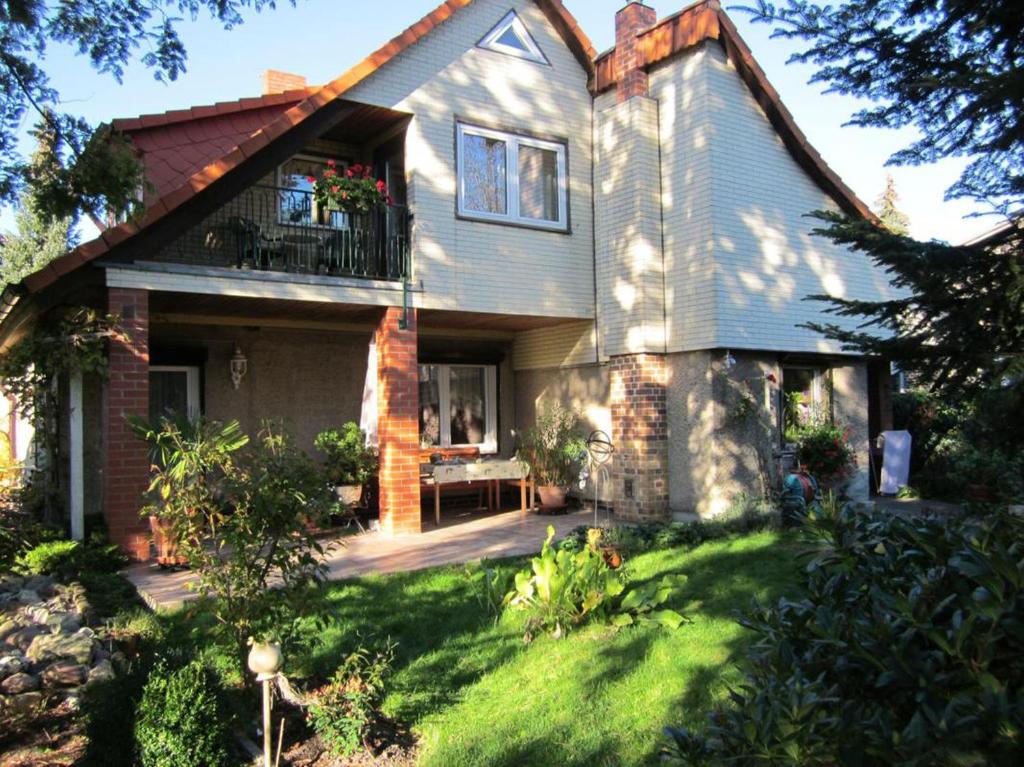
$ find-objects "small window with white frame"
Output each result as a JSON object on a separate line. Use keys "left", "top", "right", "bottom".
{"left": 477, "top": 10, "right": 548, "bottom": 64}
{"left": 418, "top": 363, "right": 498, "bottom": 452}
{"left": 456, "top": 122, "right": 568, "bottom": 231}
{"left": 149, "top": 365, "right": 201, "bottom": 422}
{"left": 782, "top": 365, "right": 833, "bottom": 442}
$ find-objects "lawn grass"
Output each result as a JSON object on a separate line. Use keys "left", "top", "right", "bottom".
{"left": 279, "top": 529, "right": 802, "bottom": 767}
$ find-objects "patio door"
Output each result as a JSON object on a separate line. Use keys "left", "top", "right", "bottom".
{"left": 149, "top": 365, "right": 201, "bottom": 422}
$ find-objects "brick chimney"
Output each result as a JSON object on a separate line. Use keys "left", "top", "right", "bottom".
{"left": 615, "top": 2, "right": 657, "bottom": 102}
{"left": 262, "top": 69, "right": 307, "bottom": 95}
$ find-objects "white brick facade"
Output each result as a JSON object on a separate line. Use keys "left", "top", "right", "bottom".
{"left": 344, "top": 0, "right": 596, "bottom": 321}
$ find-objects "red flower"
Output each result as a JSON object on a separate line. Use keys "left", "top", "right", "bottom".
{"left": 351, "top": 163, "right": 363, "bottom": 175}
{"left": 376, "top": 180, "right": 386, "bottom": 193}
{"left": 327, "top": 159, "right": 335, "bottom": 167}
{"left": 342, "top": 191, "right": 348, "bottom": 200}
{"left": 363, "top": 165, "right": 373, "bottom": 178}
{"left": 324, "top": 168, "right": 336, "bottom": 177}
{"left": 385, "top": 195, "right": 395, "bottom": 205}
{"left": 306, "top": 175, "right": 316, "bottom": 183}
{"left": 330, "top": 185, "right": 339, "bottom": 194}
{"left": 345, "top": 167, "right": 354, "bottom": 178}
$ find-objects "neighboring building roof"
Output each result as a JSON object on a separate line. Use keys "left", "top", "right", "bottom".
{"left": 11, "top": 0, "right": 870, "bottom": 299}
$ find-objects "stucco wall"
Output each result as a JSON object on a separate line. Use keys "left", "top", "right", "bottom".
{"left": 832, "top": 361, "right": 870, "bottom": 501}
{"left": 151, "top": 324, "right": 370, "bottom": 455}
{"left": 514, "top": 362, "right": 612, "bottom": 502}
{"left": 651, "top": 42, "right": 897, "bottom": 354}
{"left": 344, "top": 0, "right": 595, "bottom": 320}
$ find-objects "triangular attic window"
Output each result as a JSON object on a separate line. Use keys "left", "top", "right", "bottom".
{"left": 478, "top": 10, "right": 548, "bottom": 64}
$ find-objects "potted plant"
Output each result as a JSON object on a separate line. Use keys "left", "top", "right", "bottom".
{"left": 315, "top": 423, "right": 377, "bottom": 505}
{"left": 517, "top": 404, "right": 587, "bottom": 509}
{"left": 309, "top": 160, "right": 393, "bottom": 216}
{"left": 793, "top": 421, "right": 856, "bottom": 491}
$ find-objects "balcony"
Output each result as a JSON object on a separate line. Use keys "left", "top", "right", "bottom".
{"left": 155, "top": 184, "right": 411, "bottom": 281}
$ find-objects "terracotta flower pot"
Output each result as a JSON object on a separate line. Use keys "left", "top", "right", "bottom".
{"left": 601, "top": 546, "right": 622, "bottom": 569}
{"left": 536, "top": 485, "right": 567, "bottom": 509}
{"left": 335, "top": 484, "right": 363, "bottom": 505}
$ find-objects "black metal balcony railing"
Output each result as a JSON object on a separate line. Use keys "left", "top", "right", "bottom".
{"left": 157, "top": 184, "right": 410, "bottom": 281}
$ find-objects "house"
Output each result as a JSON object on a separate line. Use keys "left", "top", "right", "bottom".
{"left": 0, "top": 0, "right": 897, "bottom": 559}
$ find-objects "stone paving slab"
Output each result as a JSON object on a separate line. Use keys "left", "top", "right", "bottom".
{"left": 123, "top": 508, "right": 596, "bottom": 610}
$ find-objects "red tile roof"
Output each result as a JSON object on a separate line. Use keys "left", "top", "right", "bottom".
{"left": 126, "top": 104, "right": 302, "bottom": 200}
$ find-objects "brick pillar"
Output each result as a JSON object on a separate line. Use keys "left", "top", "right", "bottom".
{"left": 376, "top": 307, "right": 421, "bottom": 535}
{"left": 105, "top": 288, "right": 151, "bottom": 560}
{"left": 615, "top": 2, "right": 657, "bottom": 102}
{"left": 610, "top": 353, "right": 669, "bottom": 521}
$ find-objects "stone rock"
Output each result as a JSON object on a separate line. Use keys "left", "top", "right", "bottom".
{"left": 45, "top": 611, "right": 82, "bottom": 635}
{"left": 0, "top": 576, "right": 25, "bottom": 593}
{"left": 25, "top": 575, "right": 55, "bottom": 597}
{"left": 1, "top": 671, "right": 40, "bottom": 694}
{"left": 16, "top": 589, "right": 41, "bottom": 605}
{"left": 110, "top": 650, "right": 128, "bottom": 672}
{"left": 7, "top": 625, "right": 47, "bottom": 652}
{"left": 24, "top": 604, "right": 51, "bottom": 624}
{"left": 0, "top": 619, "right": 20, "bottom": 643}
{"left": 26, "top": 628, "right": 95, "bottom": 665}
{"left": 0, "top": 653, "right": 26, "bottom": 680}
{"left": 5, "top": 690, "right": 44, "bottom": 713}
{"left": 0, "top": 593, "right": 16, "bottom": 610}
{"left": 87, "top": 659, "right": 115, "bottom": 685}
{"left": 91, "top": 645, "right": 110, "bottom": 663}
{"left": 41, "top": 661, "right": 88, "bottom": 688}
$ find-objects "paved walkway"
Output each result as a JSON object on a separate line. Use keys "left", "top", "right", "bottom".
{"left": 123, "top": 507, "right": 597, "bottom": 610}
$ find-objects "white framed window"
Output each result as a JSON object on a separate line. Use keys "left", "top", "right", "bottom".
{"left": 456, "top": 122, "right": 568, "bottom": 231}
{"left": 418, "top": 364, "right": 498, "bottom": 453}
{"left": 478, "top": 10, "right": 548, "bottom": 64}
{"left": 149, "top": 365, "right": 201, "bottom": 421}
{"left": 782, "top": 365, "right": 833, "bottom": 440}
{"left": 276, "top": 155, "right": 349, "bottom": 229}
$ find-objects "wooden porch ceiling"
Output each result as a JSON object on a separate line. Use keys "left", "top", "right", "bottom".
{"left": 149, "top": 292, "right": 590, "bottom": 335}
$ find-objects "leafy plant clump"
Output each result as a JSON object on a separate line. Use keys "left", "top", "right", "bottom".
{"left": 516, "top": 404, "right": 587, "bottom": 488}
{"left": 664, "top": 504, "right": 1024, "bottom": 766}
{"left": 504, "top": 526, "right": 684, "bottom": 639}
{"left": 131, "top": 416, "right": 335, "bottom": 675}
{"left": 793, "top": 421, "right": 856, "bottom": 485}
{"left": 307, "top": 640, "right": 397, "bottom": 759}
{"left": 14, "top": 533, "right": 127, "bottom": 577}
{"left": 134, "top": 658, "right": 235, "bottom": 767}
{"left": 314, "top": 422, "right": 378, "bottom": 486}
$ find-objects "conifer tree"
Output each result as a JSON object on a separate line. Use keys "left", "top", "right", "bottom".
{"left": 873, "top": 175, "right": 910, "bottom": 236}
{"left": 742, "top": 0, "right": 1024, "bottom": 399}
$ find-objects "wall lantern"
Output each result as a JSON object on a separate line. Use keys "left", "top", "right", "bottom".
{"left": 724, "top": 350, "right": 737, "bottom": 370}
{"left": 230, "top": 345, "right": 248, "bottom": 390}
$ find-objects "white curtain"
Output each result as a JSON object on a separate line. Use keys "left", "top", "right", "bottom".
{"left": 360, "top": 339, "right": 378, "bottom": 446}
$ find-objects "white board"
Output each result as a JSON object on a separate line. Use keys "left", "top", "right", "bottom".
{"left": 879, "top": 430, "right": 912, "bottom": 495}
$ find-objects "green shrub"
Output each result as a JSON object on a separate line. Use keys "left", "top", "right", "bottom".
{"left": 664, "top": 505, "right": 1024, "bottom": 766}
{"left": 14, "top": 533, "right": 128, "bottom": 579}
{"left": 793, "top": 421, "right": 856, "bottom": 485}
{"left": 307, "top": 640, "right": 397, "bottom": 759}
{"left": 314, "top": 422, "right": 378, "bottom": 486}
{"left": 15, "top": 539, "right": 81, "bottom": 575}
{"left": 134, "top": 658, "right": 234, "bottom": 767}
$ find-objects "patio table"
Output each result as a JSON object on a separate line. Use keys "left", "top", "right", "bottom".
{"left": 428, "top": 459, "right": 530, "bottom": 525}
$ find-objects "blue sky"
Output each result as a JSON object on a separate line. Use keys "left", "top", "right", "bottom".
{"left": 1, "top": 0, "right": 998, "bottom": 243}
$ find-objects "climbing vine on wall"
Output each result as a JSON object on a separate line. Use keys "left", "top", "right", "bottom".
{"left": 0, "top": 307, "right": 121, "bottom": 521}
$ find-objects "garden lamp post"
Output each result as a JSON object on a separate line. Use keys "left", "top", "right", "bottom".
{"left": 248, "top": 641, "right": 283, "bottom": 767}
